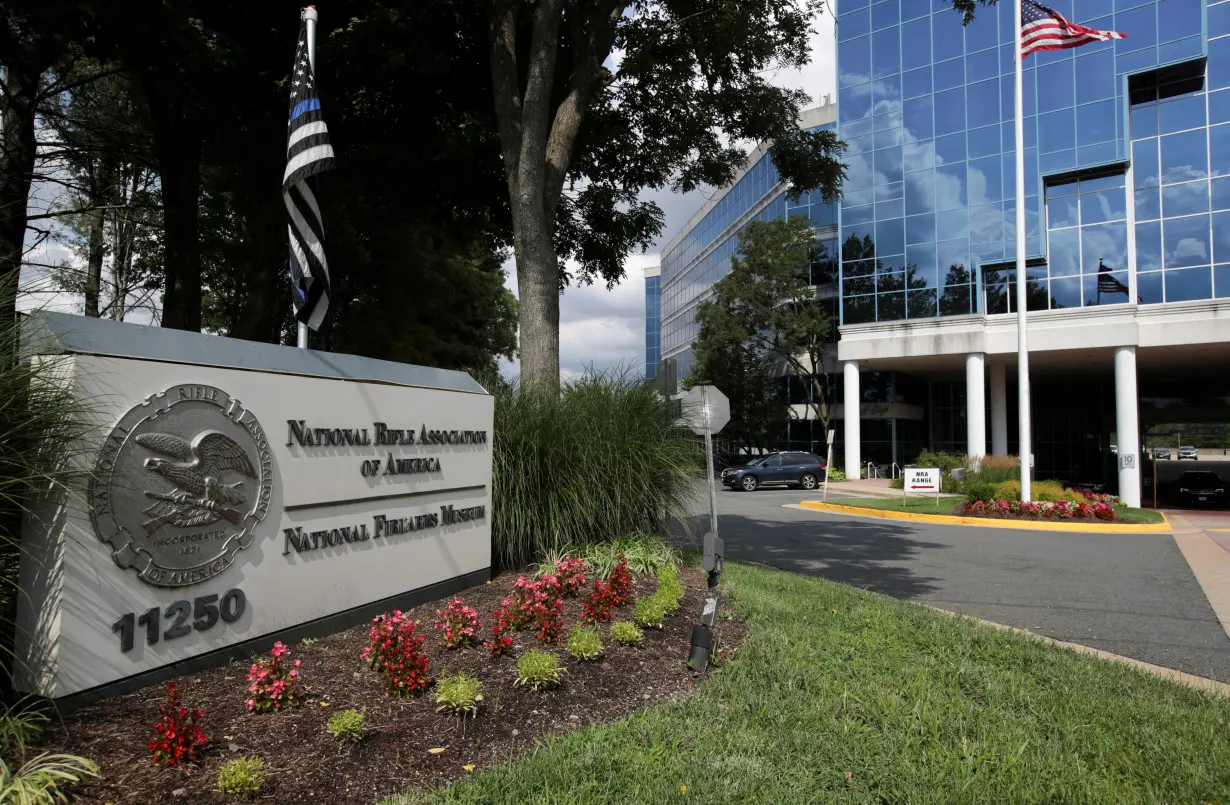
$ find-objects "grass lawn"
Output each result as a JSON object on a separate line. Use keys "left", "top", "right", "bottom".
{"left": 388, "top": 560, "right": 1229, "bottom": 804}
{"left": 823, "top": 496, "right": 1168, "bottom": 525}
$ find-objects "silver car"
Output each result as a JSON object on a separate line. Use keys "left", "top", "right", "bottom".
{"left": 1178, "top": 446, "right": 1199, "bottom": 460}
{"left": 1153, "top": 446, "right": 1171, "bottom": 460}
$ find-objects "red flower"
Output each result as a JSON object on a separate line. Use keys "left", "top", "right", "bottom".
{"left": 246, "top": 642, "right": 305, "bottom": 713}
{"left": 147, "top": 683, "right": 207, "bottom": 766}
{"left": 366, "top": 610, "right": 433, "bottom": 694}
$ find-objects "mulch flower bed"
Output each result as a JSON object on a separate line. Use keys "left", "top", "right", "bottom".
{"left": 41, "top": 565, "right": 744, "bottom": 804}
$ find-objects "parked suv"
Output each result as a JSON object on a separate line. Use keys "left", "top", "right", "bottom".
{"left": 720, "top": 452, "right": 826, "bottom": 492}
{"left": 1178, "top": 446, "right": 1199, "bottom": 460}
{"left": 1177, "top": 471, "right": 1225, "bottom": 506}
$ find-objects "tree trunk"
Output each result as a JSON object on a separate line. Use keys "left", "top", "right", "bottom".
{"left": 83, "top": 206, "right": 104, "bottom": 317}
{"left": 143, "top": 78, "right": 202, "bottom": 332}
{"left": 0, "top": 61, "right": 44, "bottom": 326}
{"left": 510, "top": 205, "right": 561, "bottom": 387}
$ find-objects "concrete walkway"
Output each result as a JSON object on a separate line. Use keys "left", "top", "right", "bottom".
{"left": 1168, "top": 511, "right": 1230, "bottom": 642}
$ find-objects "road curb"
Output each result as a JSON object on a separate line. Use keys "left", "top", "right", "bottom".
{"left": 795, "top": 501, "right": 1172, "bottom": 533}
{"left": 922, "top": 604, "right": 1230, "bottom": 699}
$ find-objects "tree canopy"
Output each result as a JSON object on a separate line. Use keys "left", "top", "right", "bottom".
{"left": 689, "top": 217, "right": 837, "bottom": 441}
{"left": 3, "top": 0, "right": 518, "bottom": 374}
{"left": 489, "top": 0, "right": 847, "bottom": 387}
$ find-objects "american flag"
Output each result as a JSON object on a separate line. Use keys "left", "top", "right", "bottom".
{"left": 284, "top": 12, "right": 336, "bottom": 332}
{"left": 1021, "top": 1, "right": 1126, "bottom": 58}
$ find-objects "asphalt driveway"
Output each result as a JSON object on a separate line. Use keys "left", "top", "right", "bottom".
{"left": 674, "top": 486, "right": 1230, "bottom": 683}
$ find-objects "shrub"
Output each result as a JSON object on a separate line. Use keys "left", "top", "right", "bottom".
{"left": 149, "top": 682, "right": 207, "bottom": 766}
{"left": 503, "top": 574, "right": 565, "bottom": 641}
{"left": 515, "top": 651, "right": 564, "bottom": 692}
{"left": 326, "top": 709, "right": 366, "bottom": 743}
{"left": 1034, "top": 481, "right": 1083, "bottom": 503}
{"left": 576, "top": 534, "right": 680, "bottom": 578}
{"left": 606, "top": 554, "right": 633, "bottom": 605}
{"left": 435, "top": 672, "right": 484, "bottom": 718}
{"left": 484, "top": 607, "right": 514, "bottom": 656}
{"left": 582, "top": 580, "right": 619, "bottom": 623}
{"left": 488, "top": 371, "right": 703, "bottom": 571}
{"left": 826, "top": 467, "right": 847, "bottom": 482}
{"left": 552, "top": 556, "right": 590, "bottom": 596}
{"left": 566, "top": 625, "right": 604, "bottom": 661}
{"left": 610, "top": 621, "right": 644, "bottom": 645}
{"left": 245, "top": 641, "right": 304, "bottom": 713}
{"left": 435, "top": 597, "right": 481, "bottom": 649}
{"left": 655, "top": 566, "right": 685, "bottom": 614}
{"left": 915, "top": 450, "right": 965, "bottom": 473}
{"left": 217, "top": 756, "right": 266, "bottom": 798}
{"left": 634, "top": 596, "right": 667, "bottom": 629}
{"left": 964, "top": 480, "right": 997, "bottom": 504}
{"left": 993, "top": 479, "right": 1022, "bottom": 501}
{"left": 363, "top": 610, "right": 433, "bottom": 695}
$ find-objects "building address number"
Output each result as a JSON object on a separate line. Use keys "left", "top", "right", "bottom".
{"left": 111, "top": 589, "right": 247, "bottom": 653}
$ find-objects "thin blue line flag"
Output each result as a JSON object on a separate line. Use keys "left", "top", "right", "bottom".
{"left": 284, "top": 11, "right": 336, "bottom": 331}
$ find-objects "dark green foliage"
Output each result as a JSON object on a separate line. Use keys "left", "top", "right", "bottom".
{"left": 963, "top": 480, "right": 997, "bottom": 504}
{"left": 689, "top": 218, "right": 837, "bottom": 442}
{"left": 489, "top": 371, "right": 701, "bottom": 572}
{"left": 914, "top": 451, "right": 966, "bottom": 473}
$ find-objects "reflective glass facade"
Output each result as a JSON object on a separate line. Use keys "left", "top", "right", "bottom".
{"left": 659, "top": 120, "right": 839, "bottom": 380}
{"left": 644, "top": 272, "right": 661, "bottom": 379}
{"left": 835, "top": 0, "right": 1224, "bottom": 324}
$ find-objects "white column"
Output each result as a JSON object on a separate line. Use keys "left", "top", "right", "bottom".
{"left": 966, "top": 352, "right": 987, "bottom": 460}
{"left": 990, "top": 361, "right": 1008, "bottom": 456}
{"left": 1115, "top": 346, "right": 1141, "bottom": 508}
{"left": 843, "top": 361, "right": 861, "bottom": 477}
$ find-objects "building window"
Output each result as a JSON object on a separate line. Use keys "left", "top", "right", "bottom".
{"left": 1130, "top": 58, "right": 1222, "bottom": 304}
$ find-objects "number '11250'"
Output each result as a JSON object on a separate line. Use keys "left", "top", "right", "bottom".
{"left": 111, "top": 589, "right": 247, "bottom": 652}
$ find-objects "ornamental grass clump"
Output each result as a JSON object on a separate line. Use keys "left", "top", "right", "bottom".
{"left": 488, "top": 371, "right": 702, "bottom": 571}
{"left": 434, "top": 597, "right": 481, "bottom": 648}
{"left": 149, "top": 682, "right": 208, "bottom": 765}
{"left": 515, "top": 651, "right": 564, "bottom": 692}
{"left": 610, "top": 621, "right": 643, "bottom": 645}
{"left": 245, "top": 641, "right": 304, "bottom": 713}
{"left": 363, "top": 610, "right": 433, "bottom": 695}
{"left": 217, "top": 756, "right": 266, "bottom": 798}
{"left": 566, "top": 625, "right": 604, "bottom": 661}
{"left": 326, "top": 709, "right": 366, "bottom": 743}
{"left": 435, "top": 671, "right": 484, "bottom": 718}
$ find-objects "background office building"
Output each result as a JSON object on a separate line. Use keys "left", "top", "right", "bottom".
{"left": 644, "top": 265, "right": 661, "bottom": 380}
{"left": 653, "top": 0, "right": 1230, "bottom": 504}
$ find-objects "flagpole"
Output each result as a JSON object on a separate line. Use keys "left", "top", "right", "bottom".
{"left": 295, "top": 4, "right": 319, "bottom": 351}
{"left": 1014, "top": 0, "right": 1033, "bottom": 502}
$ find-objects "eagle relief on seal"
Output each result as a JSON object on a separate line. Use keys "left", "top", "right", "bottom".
{"left": 89, "top": 384, "right": 275, "bottom": 587}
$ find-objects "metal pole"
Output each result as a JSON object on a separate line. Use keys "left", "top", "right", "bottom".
{"left": 702, "top": 385, "right": 718, "bottom": 538}
{"left": 295, "top": 6, "right": 319, "bottom": 351}
{"left": 1013, "top": 0, "right": 1033, "bottom": 502}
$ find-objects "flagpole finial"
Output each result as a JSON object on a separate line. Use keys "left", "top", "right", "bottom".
{"left": 303, "top": 5, "right": 318, "bottom": 22}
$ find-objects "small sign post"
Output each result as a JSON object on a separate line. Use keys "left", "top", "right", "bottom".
{"left": 904, "top": 467, "right": 941, "bottom": 507}
{"left": 822, "top": 428, "right": 835, "bottom": 502}
{"left": 681, "top": 385, "right": 729, "bottom": 674}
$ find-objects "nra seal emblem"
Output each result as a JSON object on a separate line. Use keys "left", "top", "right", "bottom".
{"left": 89, "top": 384, "right": 274, "bottom": 587}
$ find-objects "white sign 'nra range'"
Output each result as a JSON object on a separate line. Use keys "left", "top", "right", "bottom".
{"left": 905, "top": 468, "right": 941, "bottom": 492}
{"left": 16, "top": 327, "right": 493, "bottom": 702}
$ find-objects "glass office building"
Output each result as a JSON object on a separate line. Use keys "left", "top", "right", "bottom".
{"left": 644, "top": 265, "right": 661, "bottom": 379}
{"left": 658, "top": 103, "right": 840, "bottom": 396}
{"left": 835, "top": 0, "right": 1230, "bottom": 506}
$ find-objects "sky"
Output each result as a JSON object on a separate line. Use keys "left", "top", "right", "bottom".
{"left": 502, "top": 11, "right": 838, "bottom": 382}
